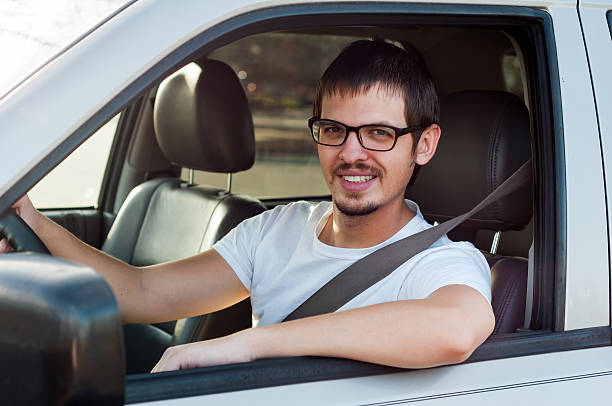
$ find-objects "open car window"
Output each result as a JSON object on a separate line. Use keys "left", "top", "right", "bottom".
{"left": 121, "top": 6, "right": 570, "bottom": 401}
{"left": 103, "top": 3, "right": 574, "bottom": 393}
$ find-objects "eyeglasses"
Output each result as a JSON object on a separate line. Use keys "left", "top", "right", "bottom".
{"left": 308, "top": 117, "right": 425, "bottom": 152}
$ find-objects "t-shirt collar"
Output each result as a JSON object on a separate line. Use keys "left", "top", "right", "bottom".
{"left": 313, "top": 199, "right": 428, "bottom": 258}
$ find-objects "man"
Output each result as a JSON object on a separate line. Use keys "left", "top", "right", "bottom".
{"left": 0, "top": 40, "right": 494, "bottom": 372}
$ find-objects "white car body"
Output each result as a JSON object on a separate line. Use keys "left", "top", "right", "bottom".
{"left": 0, "top": 0, "right": 611, "bottom": 404}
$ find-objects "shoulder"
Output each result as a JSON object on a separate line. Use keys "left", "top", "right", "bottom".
{"left": 243, "top": 200, "right": 330, "bottom": 232}
{"left": 407, "top": 241, "right": 492, "bottom": 301}
{"left": 419, "top": 241, "right": 489, "bottom": 267}
{"left": 264, "top": 200, "right": 330, "bottom": 221}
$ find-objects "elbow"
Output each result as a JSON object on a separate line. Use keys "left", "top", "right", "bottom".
{"left": 392, "top": 327, "right": 490, "bottom": 369}
{"left": 430, "top": 331, "right": 479, "bottom": 366}
{"left": 443, "top": 332, "right": 478, "bottom": 364}
{"left": 389, "top": 299, "right": 495, "bottom": 369}
{"left": 437, "top": 308, "right": 495, "bottom": 365}
{"left": 392, "top": 333, "right": 476, "bottom": 369}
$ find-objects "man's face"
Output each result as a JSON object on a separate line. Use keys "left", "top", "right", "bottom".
{"left": 317, "top": 86, "right": 416, "bottom": 216}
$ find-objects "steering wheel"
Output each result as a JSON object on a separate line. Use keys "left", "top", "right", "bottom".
{"left": 0, "top": 211, "right": 50, "bottom": 254}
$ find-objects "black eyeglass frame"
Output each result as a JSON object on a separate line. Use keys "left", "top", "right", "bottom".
{"left": 307, "top": 117, "right": 426, "bottom": 152}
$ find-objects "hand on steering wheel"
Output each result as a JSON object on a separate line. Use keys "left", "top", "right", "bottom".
{"left": 0, "top": 210, "right": 50, "bottom": 254}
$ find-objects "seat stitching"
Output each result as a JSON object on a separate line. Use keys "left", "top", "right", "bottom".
{"left": 130, "top": 178, "right": 171, "bottom": 265}
{"left": 487, "top": 97, "right": 510, "bottom": 222}
{"left": 493, "top": 276, "right": 519, "bottom": 335}
{"left": 197, "top": 191, "right": 229, "bottom": 253}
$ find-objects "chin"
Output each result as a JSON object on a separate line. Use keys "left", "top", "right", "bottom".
{"left": 334, "top": 200, "right": 380, "bottom": 216}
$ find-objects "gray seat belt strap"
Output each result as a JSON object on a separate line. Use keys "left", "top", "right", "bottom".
{"left": 283, "top": 160, "right": 532, "bottom": 322}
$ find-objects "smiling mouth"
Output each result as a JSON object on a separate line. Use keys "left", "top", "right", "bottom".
{"left": 341, "top": 175, "right": 375, "bottom": 183}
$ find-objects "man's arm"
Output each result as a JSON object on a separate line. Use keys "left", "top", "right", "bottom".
{"left": 152, "top": 284, "right": 494, "bottom": 371}
{"left": 1, "top": 196, "right": 249, "bottom": 324}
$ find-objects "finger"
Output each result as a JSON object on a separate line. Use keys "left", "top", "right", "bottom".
{"left": 151, "top": 360, "right": 162, "bottom": 373}
{"left": 151, "top": 349, "right": 168, "bottom": 373}
{"left": 151, "top": 348, "right": 178, "bottom": 373}
{"left": 151, "top": 356, "right": 167, "bottom": 373}
{"left": 0, "top": 238, "right": 14, "bottom": 253}
{"left": 11, "top": 195, "right": 35, "bottom": 221}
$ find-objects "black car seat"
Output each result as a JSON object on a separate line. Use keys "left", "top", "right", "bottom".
{"left": 102, "top": 59, "right": 265, "bottom": 373}
{"left": 406, "top": 90, "right": 532, "bottom": 335}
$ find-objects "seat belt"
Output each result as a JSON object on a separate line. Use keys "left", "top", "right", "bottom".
{"left": 284, "top": 160, "right": 532, "bottom": 322}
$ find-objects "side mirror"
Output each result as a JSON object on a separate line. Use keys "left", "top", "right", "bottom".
{"left": 0, "top": 253, "right": 125, "bottom": 405}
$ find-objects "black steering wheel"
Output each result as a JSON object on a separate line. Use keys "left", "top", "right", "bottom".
{"left": 0, "top": 211, "right": 50, "bottom": 254}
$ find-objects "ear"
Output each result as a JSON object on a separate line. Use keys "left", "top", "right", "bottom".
{"left": 414, "top": 124, "right": 441, "bottom": 165}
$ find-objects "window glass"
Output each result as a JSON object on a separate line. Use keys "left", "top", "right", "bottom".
{"left": 0, "top": 0, "right": 126, "bottom": 96}
{"left": 184, "top": 33, "right": 368, "bottom": 198}
{"left": 29, "top": 114, "right": 119, "bottom": 208}
{"left": 502, "top": 52, "right": 524, "bottom": 102}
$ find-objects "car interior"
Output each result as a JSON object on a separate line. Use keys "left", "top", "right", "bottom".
{"left": 39, "top": 23, "right": 538, "bottom": 376}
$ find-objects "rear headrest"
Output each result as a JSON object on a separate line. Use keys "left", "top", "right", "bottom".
{"left": 407, "top": 90, "right": 532, "bottom": 231}
{"left": 153, "top": 59, "right": 254, "bottom": 173}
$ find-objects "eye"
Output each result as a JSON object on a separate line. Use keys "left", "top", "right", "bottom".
{"left": 322, "top": 125, "right": 343, "bottom": 133}
{"left": 365, "top": 126, "right": 394, "bottom": 138}
{"left": 320, "top": 123, "right": 345, "bottom": 136}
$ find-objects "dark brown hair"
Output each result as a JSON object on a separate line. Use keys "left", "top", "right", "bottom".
{"left": 313, "top": 40, "right": 439, "bottom": 140}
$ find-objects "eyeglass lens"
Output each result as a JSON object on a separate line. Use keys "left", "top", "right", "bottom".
{"left": 312, "top": 120, "right": 396, "bottom": 151}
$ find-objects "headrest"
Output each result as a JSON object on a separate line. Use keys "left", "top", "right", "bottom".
{"left": 407, "top": 90, "right": 532, "bottom": 231}
{"left": 153, "top": 59, "right": 254, "bottom": 173}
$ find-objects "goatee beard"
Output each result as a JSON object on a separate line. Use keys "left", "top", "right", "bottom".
{"left": 335, "top": 199, "right": 379, "bottom": 216}
{"left": 331, "top": 163, "right": 383, "bottom": 216}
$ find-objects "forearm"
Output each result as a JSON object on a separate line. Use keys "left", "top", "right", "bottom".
{"left": 247, "top": 286, "right": 494, "bottom": 368}
{"left": 28, "top": 209, "right": 145, "bottom": 320}
{"left": 11, "top": 200, "right": 247, "bottom": 325}
{"left": 152, "top": 286, "right": 493, "bottom": 372}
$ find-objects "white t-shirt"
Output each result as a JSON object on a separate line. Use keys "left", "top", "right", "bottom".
{"left": 214, "top": 200, "right": 491, "bottom": 327}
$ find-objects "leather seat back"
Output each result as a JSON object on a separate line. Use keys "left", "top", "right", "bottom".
{"left": 103, "top": 59, "right": 265, "bottom": 373}
{"left": 407, "top": 90, "right": 532, "bottom": 335}
{"left": 105, "top": 181, "right": 264, "bottom": 267}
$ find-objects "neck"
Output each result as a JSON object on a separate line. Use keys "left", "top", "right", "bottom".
{"left": 320, "top": 198, "right": 415, "bottom": 248}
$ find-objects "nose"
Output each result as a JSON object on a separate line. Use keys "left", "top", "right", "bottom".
{"left": 338, "top": 130, "right": 368, "bottom": 162}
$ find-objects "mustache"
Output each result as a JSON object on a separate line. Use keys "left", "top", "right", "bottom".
{"left": 332, "top": 163, "right": 383, "bottom": 178}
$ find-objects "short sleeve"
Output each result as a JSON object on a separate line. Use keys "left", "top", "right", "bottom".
{"left": 213, "top": 209, "right": 275, "bottom": 292}
{"left": 399, "top": 242, "right": 492, "bottom": 303}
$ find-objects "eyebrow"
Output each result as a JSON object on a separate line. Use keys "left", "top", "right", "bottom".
{"left": 320, "top": 118, "right": 406, "bottom": 128}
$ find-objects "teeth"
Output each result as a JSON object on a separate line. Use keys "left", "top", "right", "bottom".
{"left": 342, "top": 175, "right": 374, "bottom": 183}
